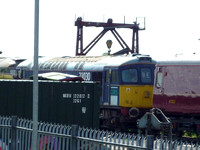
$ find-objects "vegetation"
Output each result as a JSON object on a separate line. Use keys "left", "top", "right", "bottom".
{"left": 183, "top": 131, "right": 200, "bottom": 138}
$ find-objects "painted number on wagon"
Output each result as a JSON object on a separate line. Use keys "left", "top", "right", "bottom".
{"left": 79, "top": 72, "right": 91, "bottom": 81}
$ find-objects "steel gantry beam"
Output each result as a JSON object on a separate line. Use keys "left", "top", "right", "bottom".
{"left": 74, "top": 17, "right": 145, "bottom": 56}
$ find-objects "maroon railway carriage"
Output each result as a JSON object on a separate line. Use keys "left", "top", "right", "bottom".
{"left": 153, "top": 57, "right": 200, "bottom": 134}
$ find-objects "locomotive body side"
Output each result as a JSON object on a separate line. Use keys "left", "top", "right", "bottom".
{"left": 0, "top": 58, "right": 16, "bottom": 79}
{"left": 0, "top": 57, "right": 25, "bottom": 79}
{"left": 153, "top": 59, "right": 200, "bottom": 133}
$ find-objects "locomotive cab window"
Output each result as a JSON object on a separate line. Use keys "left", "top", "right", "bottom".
{"left": 105, "top": 70, "right": 110, "bottom": 83}
{"left": 156, "top": 72, "right": 163, "bottom": 88}
{"left": 141, "top": 68, "right": 152, "bottom": 83}
{"left": 105, "top": 70, "right": 119, "bottom": 83}
{"left": 122, "top": 68, "right": 138, "bottom": 83}
{"left": 111, "top": 70, "right": 119, "bottom": 83}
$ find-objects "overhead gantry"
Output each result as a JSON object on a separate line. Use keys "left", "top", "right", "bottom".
{"left": 74, "top": 17, "right": 145, "bottom": 56}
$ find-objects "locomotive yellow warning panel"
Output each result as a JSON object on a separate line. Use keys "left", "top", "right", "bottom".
{"left": 119, "top": 85, "right": 153, "bottom": 108}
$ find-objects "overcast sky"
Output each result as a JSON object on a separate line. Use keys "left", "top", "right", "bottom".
{"left": 0, "top": 0, "right": 200, "bottom": 59}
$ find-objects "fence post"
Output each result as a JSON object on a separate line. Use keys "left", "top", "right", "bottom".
{"left": 11, "top": 116, "right": 17, "bottom": 150}
{"left": 71, "top": 125, "right": 79, "bottom": 150}
{"left": 146, "top": 135, "right": 154, "bottom": 150}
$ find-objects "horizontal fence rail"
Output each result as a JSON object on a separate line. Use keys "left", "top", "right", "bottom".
{"left": 0, "top": 116, "right": 199, "bottom": 150}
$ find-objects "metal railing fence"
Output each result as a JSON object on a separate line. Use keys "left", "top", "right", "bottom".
{"left": 0, "top": 116, "right": 199, "bottom": 150}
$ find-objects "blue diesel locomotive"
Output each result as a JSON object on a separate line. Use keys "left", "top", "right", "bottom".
{"left": 16, "top": 54, "right": 156, "bottom": 131}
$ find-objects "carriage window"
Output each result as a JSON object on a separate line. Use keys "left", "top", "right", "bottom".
{"left": 111, "top": 70, "right": 119, "bottom": 83}
{"left": 122, "top": 69, "right": 138, "bottom": 83}
{"left": 141, "top": 68, "right": 152, "bottom": 83}
{"left": 156, "top": 72, "right": 163, "bottom": 88}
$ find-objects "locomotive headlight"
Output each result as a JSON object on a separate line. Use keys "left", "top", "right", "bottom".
{"left": 144, "top": 91, "right": 150, "bottom": 98}
{"left": 129, "top": 107, "right": 139, "bottom": 118}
